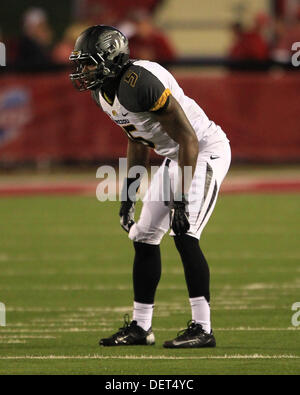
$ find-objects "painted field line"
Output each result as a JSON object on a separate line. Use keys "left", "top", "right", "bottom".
{"left": 3, "top": 303, "right": 294, "bottom": 313}
{"left": 0, "top": 354, "right": 299, "bottom": 361}
{"left": 4, "top": 280, "right": 300, "bottom": 292}
{"left": 0, "top": 327, "right": 299, "bottom": 334}
{"left": 2, "top": 307, "right": 291, "bottom": 315}
{"left": 0, "top": 336, "right": 56, "bottom": 339}
{"left": 1, "top": 284, "right": 299, "bottom": 291}
{"left": 1, "top": 254, "right": 300, "bottom": 267}
{"left": 0, "top": 340, "right": 27, "bottom": 344}
{"left": 17, "top": 325, "right": 300, "bottom": 332}
{"left": 5, "top": 307, "right": 132, "bottom": 313}
{"left": 160, "top": 327, "right": 300, "bottom": 332}
{"left": 2, "top": 268, "right": 300, "bottom": 277}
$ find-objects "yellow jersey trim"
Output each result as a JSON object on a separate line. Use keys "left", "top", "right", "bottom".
{"left": 150, "top": 89, "right": 171, "bottom": 112}
{"left": 103, "top": 92, "right": 113, "bottom": 105}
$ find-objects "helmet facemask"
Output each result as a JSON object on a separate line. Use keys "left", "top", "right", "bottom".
{"left": 69, "top": 51, "right": 111, "bottom": 91}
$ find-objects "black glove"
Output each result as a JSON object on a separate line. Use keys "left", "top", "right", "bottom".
{"left": 170, "top": 196, "right": 190, "bottom": 236}
{"left": 119, "top": 200, "right": 135, "bottom": 233}
{"left": 119, "top": 177, "right": 140, "bottom": 233}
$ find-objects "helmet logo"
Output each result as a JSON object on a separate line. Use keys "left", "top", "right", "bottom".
{"left": 96, "top": 31, "right": 128, "bottom": 59}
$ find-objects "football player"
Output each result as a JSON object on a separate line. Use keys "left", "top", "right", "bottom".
{"left": 69, "top": 25, "right": 231, "bottom": 348}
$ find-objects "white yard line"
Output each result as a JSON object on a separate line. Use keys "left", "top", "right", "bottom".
{"left": 0, "top": 340, "right": 27, "bottom": 344}
{"left": 0, "top": 354, "right": 299, "bottom": 361}
{"left": 0, "top": 336, "right": 56, "bottom": 339}
{"left": 0, "top": 255, "right": 85, "bottom": 262}
{"left": 2, "top": 268, "right": 300, "bottom": 276}
{"left": 2, "top": 306, "right": 293, "bottom": 316}
{"left": 0, "top": 327, "right": 299, "bottom": 334}
{"left": 159, "top": 327, "right": 300, "bottom": 332}
{"left": 1, "top": 283, "right": 299, "bottom": 291}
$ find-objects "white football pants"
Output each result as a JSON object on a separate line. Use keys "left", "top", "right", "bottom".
{"left": 129, "top": 140, "right": 231, "bottom": 245}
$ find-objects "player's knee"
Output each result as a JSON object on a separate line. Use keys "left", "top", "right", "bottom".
{"left": 174, "top": 234, "right": 199, "bottom": 255}
{"left": 129, "top": 223, "right": 165, "bottom": 245}
{"left": 174, "top": 234, "right": 204, "bottom": 264}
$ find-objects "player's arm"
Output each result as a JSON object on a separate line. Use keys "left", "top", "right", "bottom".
{"left": 127, "top": 138, "right": 150, "bottom": 171}
{"left": 153, "top": 95, "right": 199, "bottom": 198}
{"left": 119, "top": 140, "right": 150, "bottom": 233}
{"left": 152, "top": 95, "right": 199, "bottom": 235}
{"left": 119, "top": 66, "right": 198, "bottom": 194}
{"left": 118, "top": 65, "right": 198, "bottom": 235}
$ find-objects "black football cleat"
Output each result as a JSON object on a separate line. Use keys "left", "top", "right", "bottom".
{"left": 99, "top": 315, "right": 155, "bottom": 346}
{"left": 163, "top": 320, "right": 216, "bottom": 349}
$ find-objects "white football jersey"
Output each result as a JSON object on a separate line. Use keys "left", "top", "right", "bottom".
{"left": 94, "top": 60, "right": 228, "bottom": 161}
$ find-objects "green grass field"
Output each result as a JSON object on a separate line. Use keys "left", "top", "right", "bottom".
{"left": 0, "top": 193, "right": 299, "bottom": 375}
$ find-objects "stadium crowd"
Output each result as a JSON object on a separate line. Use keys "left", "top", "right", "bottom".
{"left": 1, "top": 0, "right": 300, "bottom": 71}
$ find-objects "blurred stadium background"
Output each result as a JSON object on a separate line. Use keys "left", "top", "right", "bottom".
{"left": 0, "top": 0, "right": 300, "bottom": 172}
{"left": 0, "top": 0, "right": 300, "bottom": 375}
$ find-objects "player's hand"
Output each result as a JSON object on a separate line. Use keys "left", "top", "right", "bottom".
{"left": 170, "top": 197, "right": 190, "bottom": 236}
{"left": 119, "top": 200, "right": 135, "bottom": 233}
{"left": 119, "top": 177, "right": 140, "bottom": 233}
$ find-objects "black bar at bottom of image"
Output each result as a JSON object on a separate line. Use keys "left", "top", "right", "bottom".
{"left": 98, "top": 376, "right": 211, "bottom": 391}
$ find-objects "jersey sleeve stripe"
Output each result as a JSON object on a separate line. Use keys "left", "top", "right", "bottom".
{"left": 150, "top": 89, "right": 172, "bottom": 112}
